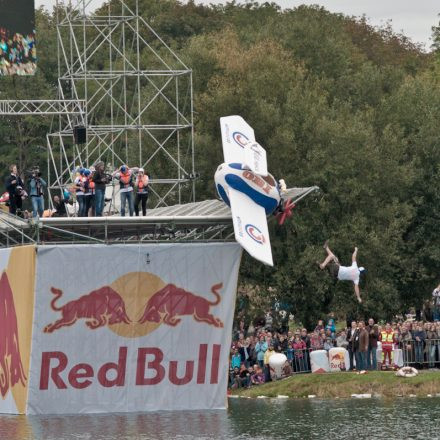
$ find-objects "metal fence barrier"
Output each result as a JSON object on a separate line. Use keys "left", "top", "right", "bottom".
{"left": 286, "top": 348, "right": 312, "bottom": 374}
{"left": 229, "top": 339, "right": 440, "bottom": 387}
{"left": 399, "top": 339, "right": 440, "bottom": 367}
{"left": 229, "top": 348, "right": 314, "bottom": 388}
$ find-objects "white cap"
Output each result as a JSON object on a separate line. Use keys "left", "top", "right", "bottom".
{"left": 138, "top": 168, "right": 144, "bottom": 173}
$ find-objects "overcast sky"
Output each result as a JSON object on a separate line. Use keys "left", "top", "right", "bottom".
{"left": 36, "top": 0, "right": 440, "bottom": 50}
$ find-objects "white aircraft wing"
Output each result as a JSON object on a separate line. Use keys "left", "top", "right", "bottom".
{"left": 228, "top": 187, "right": 273, "bottom": 266}
{"left": 243, "top": 141, "right": 268, "bottom": 176}
{"left": 220, "top": 115, "right": 255, "bottom": 164}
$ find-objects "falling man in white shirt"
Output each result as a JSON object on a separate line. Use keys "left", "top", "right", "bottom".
{"left": 318, "top": 241, "right": 366, "bottom": 303}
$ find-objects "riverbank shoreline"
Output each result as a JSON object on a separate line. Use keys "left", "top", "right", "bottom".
{"left": 230, "top": 371, "right": 440, "bottom": 399}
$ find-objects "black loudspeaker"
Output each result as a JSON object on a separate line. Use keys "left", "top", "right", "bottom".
{"left": 73, "top": 126, "right": 87, "bottom": 144}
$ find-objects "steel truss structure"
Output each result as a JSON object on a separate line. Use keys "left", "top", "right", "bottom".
{"left": 46, "top": 0, "right": 195, "bottom": 209}
{"left": 0, "top": 100, "right": 86, "bottom": 115}
{"left": 0, "top": 200, "right": 233, "bottom": 247}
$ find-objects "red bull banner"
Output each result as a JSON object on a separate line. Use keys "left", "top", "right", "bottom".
{"left": 25, "top": 243, "right": 242, "bottom": 414}
{"left": 328, "top": 347, "right": 349, "bottom": 372}
{"left": 0, "top": 246, "right": 36, "bottom": 414}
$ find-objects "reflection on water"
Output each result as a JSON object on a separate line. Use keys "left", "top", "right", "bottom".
{"left": 0, "top": 398, "right": 438, "bottom": 440}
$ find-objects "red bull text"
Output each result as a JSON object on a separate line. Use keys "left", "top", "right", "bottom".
{"left": 39, "top": 344, "right": 221, "bottom": 389}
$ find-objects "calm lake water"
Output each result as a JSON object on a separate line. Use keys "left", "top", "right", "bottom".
{"left": 0, "top": 397, "right": 438, "bottom": 440}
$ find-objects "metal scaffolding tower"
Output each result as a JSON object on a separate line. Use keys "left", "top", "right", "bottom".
{"left": 47, "top": 0, "right": 195, "bottom": 209}
{"left": 0, "top": 1, "right": 320, "bottom": 247}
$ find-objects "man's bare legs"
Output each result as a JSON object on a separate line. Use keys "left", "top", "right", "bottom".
{"left": 319, "top": 241, "right": 339, "bottom": 269}
{"left": 354, "top": 284, "right": 362, "bottom": 303}
{"left": 352, "top": 247, "right": 358, "bottom": 264}
{"left": 352, "top": 247, "right": 362, "bottom": 303}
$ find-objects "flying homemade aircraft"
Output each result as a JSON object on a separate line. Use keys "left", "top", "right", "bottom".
{"left": 214, "top": 115, "right": 296, "bottom": 267}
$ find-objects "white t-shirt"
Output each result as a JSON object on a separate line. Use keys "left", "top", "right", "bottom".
{"left": 338, "top": 262, "right": 360, "bottom": 285}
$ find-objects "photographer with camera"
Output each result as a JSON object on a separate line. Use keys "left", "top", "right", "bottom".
{"left": 92, "top": 161, "right": 109, "bottom": 217}
{"left": 29, "top": 167, "right": 47, "bottom": 218}
{"left": 5, "top": 164, "right": 25, "bottom": 216}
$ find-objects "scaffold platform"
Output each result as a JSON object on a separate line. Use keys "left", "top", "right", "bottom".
{"left": 0, "top": 187, "right": 318, "bottom": 246}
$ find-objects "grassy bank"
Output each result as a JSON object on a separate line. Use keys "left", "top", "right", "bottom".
{"left": 232, "top": 371, "right": 440, "bottom": 399}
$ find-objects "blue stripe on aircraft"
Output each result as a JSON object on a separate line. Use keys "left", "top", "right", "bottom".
{"left": 225, "top": 173, "right": 278, "bottom": 215}
{"left": 217, "top": 184, "right": 230, "bottom": 207}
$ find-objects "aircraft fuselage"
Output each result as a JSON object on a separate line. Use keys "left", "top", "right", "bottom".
{"left": 214, "top": 163, "right": 281, "bottom": 215}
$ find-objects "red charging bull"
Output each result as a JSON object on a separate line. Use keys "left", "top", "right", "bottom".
{"left": 0, "top": 272, "right": 26, "bottom": 398}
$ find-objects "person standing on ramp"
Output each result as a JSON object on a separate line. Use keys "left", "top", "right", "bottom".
{"left": 318, "top": 242, "right": 366, "bottom": 303}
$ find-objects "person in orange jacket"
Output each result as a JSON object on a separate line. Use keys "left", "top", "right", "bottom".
{"left": 134, "top": 168, "right": 149, "bottom": 216}
{"left": 114, "top": 165, "right": 134, "bottom": 216}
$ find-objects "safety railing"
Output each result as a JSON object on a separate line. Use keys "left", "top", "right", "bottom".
{"left": 398, "top": 339, "right": 440, "bottom": 367}
{"left": 286, "top": 348, "right": 313, "bottom": 374}
{"left": 228, "top": 348, "right": 315, "bottom": 388}
{"left": 229, "top": 340, "right": 440, "bottom": 387}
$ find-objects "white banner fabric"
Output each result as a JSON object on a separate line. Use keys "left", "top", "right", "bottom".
{"left": 27, "top": 243, "right": 242, "bottom": 414}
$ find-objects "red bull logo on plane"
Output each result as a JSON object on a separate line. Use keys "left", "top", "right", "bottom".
{"left": 245, "top": 224, "right": 265, "bottom": 245}
{"left": 232, "top": 131, "right": 249, "bottom": 148}
{"left": 0, "top": 272, "right": 27, "bottom": 399}
{"left": 43, "top": 272, "right": 224, "bottom": 338}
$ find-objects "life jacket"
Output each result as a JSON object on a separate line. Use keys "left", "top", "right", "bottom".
{"left": 380, "top": 330, "right": 394, "bottom": 349}
{"left": 137, "top": 175, "right": 149, "bottom": 192}
{"left": 120, "top": 170, "right": 132, "bottom": 188}
{"left": 82, "top": 176, "right": 94, "bottom": 195}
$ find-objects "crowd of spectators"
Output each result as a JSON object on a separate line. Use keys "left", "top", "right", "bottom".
{"left": 4, "top": 164, "right": 50, "bottom": 218}
{"left": 3, "top": 163, "right": 150, "bottom": 218}
{"left": 0, "top": 28, "right": 36, "bottom": 75}
{"left": 73, "top": 164, "right": 149, "bottom": 217}
{"left": 229, "top": 305, "right": 440, "bottom": 389}
{"left": 229, "top": 312, "right": 338, "bottom": 389}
